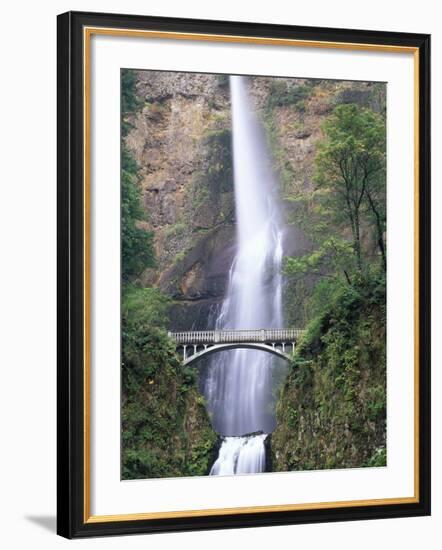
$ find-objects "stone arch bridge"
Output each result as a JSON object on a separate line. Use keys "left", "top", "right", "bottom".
{"left": 168, "top": 328, "right": 305, "bottom": 366}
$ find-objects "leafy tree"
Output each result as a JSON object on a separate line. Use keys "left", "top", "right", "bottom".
{"left": 364, "top": 157, "right": 387, "bottom": 272}
{"left": 121, "top": 69, "right": 142, "bottom": 135}
{"left": 121, "top": 147, "right": 155, "bottom": 281}
{"left": 314, "top": 103, "right": 386, "bottom": 272}
{"left": 122, "top": 69, "right": 141, "bottom": 113}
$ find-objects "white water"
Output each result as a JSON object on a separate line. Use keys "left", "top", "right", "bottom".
{"left": 210, "top": 434, "right": 267, "bottom": 475}
{"left": 206, "top": 75, "right": 285, "bottom": 475}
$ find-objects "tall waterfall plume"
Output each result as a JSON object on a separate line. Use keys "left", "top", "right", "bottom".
{"left": 205, "top": 75, "right": 286, "bottom": 475}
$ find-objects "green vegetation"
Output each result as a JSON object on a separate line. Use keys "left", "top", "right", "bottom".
{"left": 121, "top": 69, "right": 142, "bottom": 135}
{"left": 272, "top": 98, "right": 387, "bottom": 471}
{"left": 266, "top": 80, "right": 314, "bottom": 111}
{"left": 216, "top": 74, "right": 229, "bottom": 89}
{"left": 262, "top": 114, "right": 297, "bottom": 194}
{"left": 185, "top": 127, "right": 234, "bottom": 230}
{"left": 201, "top": 128, "right": 233, "bottom": 194}
{"left": 314, "top": 104, "right": 386, "bottom": 272}
{"left": 121, "top": 148, "right": 156, "bottom": 281}
{"left": 272, "top": 275, "right": 386, "bottom": 471}
{"left": 285, "top": 104, "right": 386, "bottom": 284}
{"left": 121, "top": 285, "right": 217, "bottom": 479}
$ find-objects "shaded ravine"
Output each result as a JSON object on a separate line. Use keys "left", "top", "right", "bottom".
{"left": 205, "top": 75, "right": 287, "bottom": 475}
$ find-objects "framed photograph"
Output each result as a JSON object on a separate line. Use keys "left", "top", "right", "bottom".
{"left": 57, "top": 11, "right": 431, "bottom": 538}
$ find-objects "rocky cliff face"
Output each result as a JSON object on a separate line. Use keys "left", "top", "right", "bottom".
{"left": 125, "top": 71, "right": 234, "bottom": 330}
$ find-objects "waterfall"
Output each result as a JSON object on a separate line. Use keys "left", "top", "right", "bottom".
{"left": 210, "top": 434, "right": 267, "bottom": 475}
{"left": 205, "top": 75, "right": 286, "bottom": 475}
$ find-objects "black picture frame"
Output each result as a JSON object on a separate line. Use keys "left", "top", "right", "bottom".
{"left": 57, "top": 10, "right": 431, "bottom": 539}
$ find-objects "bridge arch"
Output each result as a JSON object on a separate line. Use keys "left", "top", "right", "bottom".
{"left": 180, "top": 342, "right": 292, "bottom": 366}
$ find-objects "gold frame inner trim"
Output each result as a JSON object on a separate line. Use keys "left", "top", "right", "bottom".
{"left": 85, "top": 26, "right": 418, "bottom": 53}
{"left": 83, "top": 26, "right": 420, "bottom": 524}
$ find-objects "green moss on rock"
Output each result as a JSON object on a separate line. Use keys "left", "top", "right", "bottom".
{"left": 187, "top": 127, "right": 234, "bottom": 230}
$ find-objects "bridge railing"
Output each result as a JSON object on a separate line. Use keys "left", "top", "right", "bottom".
{"left": 168, "top": 328, "right": 305, "bottom": 344}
